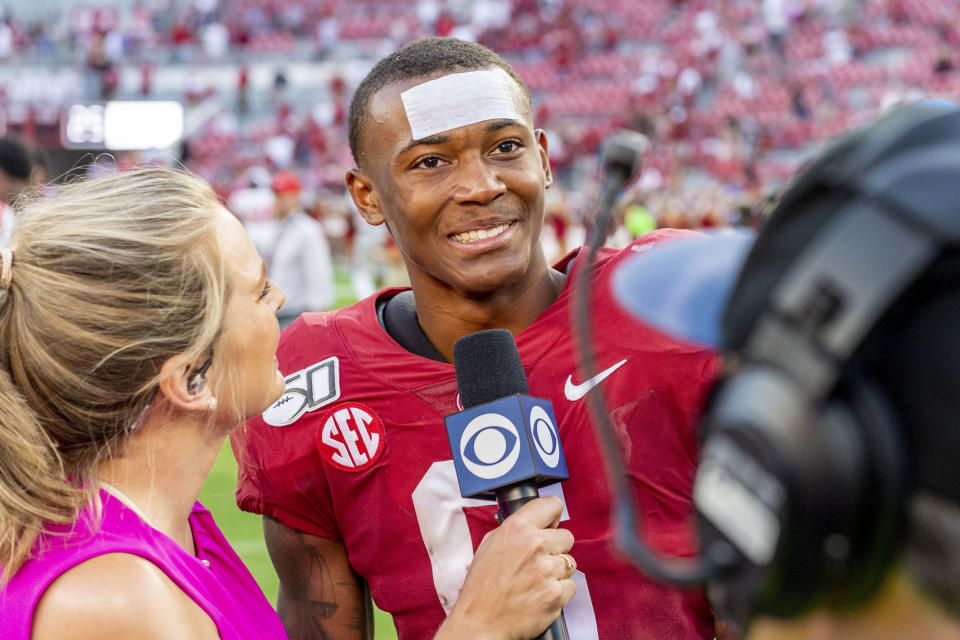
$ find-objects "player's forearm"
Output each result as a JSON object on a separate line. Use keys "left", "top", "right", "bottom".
{"left": 263, "top": 517, "right": 371, "bottom": 640}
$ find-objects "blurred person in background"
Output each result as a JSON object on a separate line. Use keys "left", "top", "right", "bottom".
{"left": 308, "top": 192, "right": 352, "bottom": 264}
{"left": 0, "top": 136, "right": 33, "bottom": 248}
{"left": 540, "top": 186, "right": 575, "bottom": 263}
{"left": 246, "top": 171, "right": 334, "bottom": 328}
{"left": 229, "top": 166, "right": 276, "bottom": 225}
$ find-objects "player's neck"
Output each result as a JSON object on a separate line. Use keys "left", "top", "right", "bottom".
{"left": 414, "top": 266, "right": 566, "bottom": 363}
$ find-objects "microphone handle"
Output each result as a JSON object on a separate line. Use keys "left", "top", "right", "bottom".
{"left": 495, "top": 483, "right": 539, "bottom": 520}
{"left": 538, "top": 614, "right": 571, "bottom": 640}
{"left": 495, "top": 484, "right": 571, "bottom": 640}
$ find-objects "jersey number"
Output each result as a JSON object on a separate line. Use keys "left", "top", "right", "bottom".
{"left": 412, "top": 461, "right": 599, "bottom": 639}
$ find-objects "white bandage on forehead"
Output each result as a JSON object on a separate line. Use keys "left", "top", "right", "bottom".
{"left": 400, "top": 69, "right": 522, "bottom": 140}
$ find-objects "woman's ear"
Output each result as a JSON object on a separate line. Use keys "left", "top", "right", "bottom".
{"left": 345, "top": 168, "right": 386, "bottom": 226}
{"left": 157, "top": 354, "right": 213, "bottom": 412}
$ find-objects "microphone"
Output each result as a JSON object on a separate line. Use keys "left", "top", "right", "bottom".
{"left": 574, "top": 129, "right": 719, "bottom": 588}
{"left": 592, "top": 130, "right": 648, "bottom": 243}
{"left": 445, "top": 329, "right": 570, "bottom": 640}
{"left": 601, "top": 129, "right": 647, "bottom": 190}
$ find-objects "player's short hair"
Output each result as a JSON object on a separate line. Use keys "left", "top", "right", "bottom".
{"left": 348, "top": 37, "right": 532, "bottom": 168}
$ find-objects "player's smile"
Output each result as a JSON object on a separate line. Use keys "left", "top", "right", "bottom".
{"left": 448, "top": 220, "right": 516, "bottom": 251}
{"left": 450, "top": 221, "right": 513, "bottom": 244}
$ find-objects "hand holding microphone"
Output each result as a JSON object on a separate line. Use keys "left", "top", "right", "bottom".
{"left": 439, "top": 496, "right": 576, "bottom": 640}
{"left": 443, "top": 329, "right": 574, "bottom": 640}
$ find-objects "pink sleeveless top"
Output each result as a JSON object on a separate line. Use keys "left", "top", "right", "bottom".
{"left": 0, "top": 490, "right": 288, "bottom": 639}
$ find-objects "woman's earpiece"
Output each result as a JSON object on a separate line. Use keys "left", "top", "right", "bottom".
{"left": 188, "top": 355, "right": 213, "bottom": 395}
{"left": 188, "top": 373, "right": 206, "bottom": 395}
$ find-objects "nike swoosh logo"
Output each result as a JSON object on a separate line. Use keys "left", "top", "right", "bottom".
{"left": 564, "top": 359, "right": 628, "bottom": 401}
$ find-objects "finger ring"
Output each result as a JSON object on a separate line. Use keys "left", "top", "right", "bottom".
{"left": 557, "top": 553, "right": 576, "bottom": 580}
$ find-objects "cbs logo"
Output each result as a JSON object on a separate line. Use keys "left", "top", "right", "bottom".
{"left": 459, "top": 413, "right": 520, "bottom": 479}
{"left": 459, "top": 407, "right": 561, "bottom": 479}
{"left": 529, "top": 405, "right": 560, "bottom": 468}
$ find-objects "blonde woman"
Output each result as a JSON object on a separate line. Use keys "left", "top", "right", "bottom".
{"left": 0, "top": 168, "right": 290, "bottom": 639}
{"left": 0, "top": 167, "right": 577, "bottom": 640}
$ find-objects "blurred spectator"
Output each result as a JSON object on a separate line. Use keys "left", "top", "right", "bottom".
{"left": 348, "top": 203, "right": 393, "bottom": 299}
{"left": 272, "top": 68, "right": 289, "bottom": 105}
{"left": 85, "top": 33, "right": 118, "bottom": 100}
{"left": 246, "top": 171, "right": 334, "bottom": 327}
{"left": 0, "top": 0, "right": 958, "bottom": 258}
{"left": 540, "top": 187, "right": 578, "bottom": 263}
{"left": 0, "top": 18, "right": 12, "bottom": 60}
{"left": 228, "top": 166, "right": 275, "bottom": 224}
{"left": 308, "top": 192, "right": 351, "bottom": 264}
{"left": 236, "top": 64, "right": 250, "bottom": 115}
{"left": 201, "top": 20, "right": 229, "bottom": 61}
{"left": 0, "top": 136, "right": 33, "bottom": 247}
{"left": 139, "top": 61, "right": 154, "bottom": 96}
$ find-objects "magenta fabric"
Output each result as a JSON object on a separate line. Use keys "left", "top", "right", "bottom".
{"left": 0, "top": 490, "right": 288, "bottom": 639}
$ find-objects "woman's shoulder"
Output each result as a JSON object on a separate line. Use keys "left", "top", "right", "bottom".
{"left": 30, "top": 552, "right": 219, "bottom": 640}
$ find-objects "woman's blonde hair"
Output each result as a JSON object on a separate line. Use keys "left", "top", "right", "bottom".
{"left": 0, "top": 167, "right": 226, "bottom": 579}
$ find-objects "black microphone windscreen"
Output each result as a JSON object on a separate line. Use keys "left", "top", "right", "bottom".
{"left": 453, "top": 329, "right": 529, "bottom": 408}
{"left": 601, "top": 130, "right": 648, "bottom": 188}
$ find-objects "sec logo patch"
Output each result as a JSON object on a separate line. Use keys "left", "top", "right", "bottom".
{"left": 315, "top": 402, "right": 385, "bottom": 472}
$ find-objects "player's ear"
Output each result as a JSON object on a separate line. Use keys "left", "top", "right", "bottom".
{"left": 535, "top": 129, "right": 553, "bottom": 190}
{"left": 345, "top": 168, "right": 386, "bottom": 226}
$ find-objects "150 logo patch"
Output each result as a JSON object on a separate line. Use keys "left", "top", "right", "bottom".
{"left": 262, "top": 357, "right": 340, "bottom": 427}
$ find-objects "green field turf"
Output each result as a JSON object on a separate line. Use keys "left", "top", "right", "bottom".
{"left": 200, "top": 441, "right": 399, "bottom": 640}
{"left": 198, "top": 269, "right": 399, "bottom": 638}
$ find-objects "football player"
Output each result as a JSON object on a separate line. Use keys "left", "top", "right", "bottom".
{"left": 233, "top": 37, "right": 718, "bottom": 640}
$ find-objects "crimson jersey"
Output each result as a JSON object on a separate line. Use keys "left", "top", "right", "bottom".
{"left": 233, "top": 230, "right": 719, "bottom": 639}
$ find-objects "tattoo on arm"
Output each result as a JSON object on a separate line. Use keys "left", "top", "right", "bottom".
{"left": 280, "top": 541, "right": 338, "bottom": 640}
{"left": 265, "top": 516, "right": 371, "bottom": 640}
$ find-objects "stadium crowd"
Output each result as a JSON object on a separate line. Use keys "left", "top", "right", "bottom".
{"left": 1, "top": 0, "right": 959, "bottom": 254}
